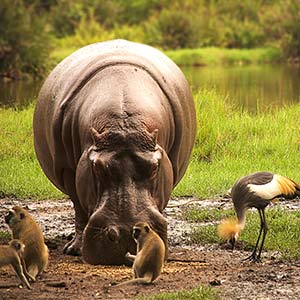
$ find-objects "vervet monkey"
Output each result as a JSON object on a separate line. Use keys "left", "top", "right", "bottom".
{"left": 5, "top": 206, "right": 49, "bottom": 279}
{"left": 0, "top": 239, "right": 34, "bottom": 289}
{"left": 116, "top": 222, "right": 165, "bottom": 286}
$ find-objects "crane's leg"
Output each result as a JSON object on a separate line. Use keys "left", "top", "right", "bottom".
{"left": 242, "top": 208, "right": 263, "bottom": 262}
{"left": 256, "top": 208, "right": 268, "bottom": 261}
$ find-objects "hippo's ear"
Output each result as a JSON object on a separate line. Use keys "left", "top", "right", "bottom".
{"left": 90, "top": 127, "right": 105, "bottom": 144}
{"left": 150, "top": 129, "right": 159, "bottom": 144}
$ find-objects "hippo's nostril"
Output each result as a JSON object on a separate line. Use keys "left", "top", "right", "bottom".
{"left": 106, "top": 226, "right": 119, "bottom": 243}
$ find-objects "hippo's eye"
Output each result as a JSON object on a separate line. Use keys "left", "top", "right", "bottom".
{"left": 133, "top": 149, "right": 162, "bottom": 180}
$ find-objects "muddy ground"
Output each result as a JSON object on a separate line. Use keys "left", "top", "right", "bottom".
{"left": 0, "top": 197, "right": 299, "bottom": 300}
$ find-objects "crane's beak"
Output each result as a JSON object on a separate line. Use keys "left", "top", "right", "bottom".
{"left": 229, "top": 237, "right": 236, "bottom": 250}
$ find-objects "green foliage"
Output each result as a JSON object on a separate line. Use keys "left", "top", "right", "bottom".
{"left": 0, "top": 106, "right": 64, "bottom": 198}
{"left": 138, "top": 284, "right": 220, "bottom": 300}
{"left": 0, "top": 0, "right": 53, "bottom": 78}
{"left": 145, "top": 9, "right": 198, "bottom": 50}
{"left": 1, "top": 0, "right": 300, "bottom": 77}
{"left": 112, "top": 25, "right": 146, "bottom": 43}
{"left": 60, "top": 12, "right": 114, "bottom": 48}
{"left": 50, "top": 0, "right": 84, "bottom": 38}
{"left": 279, "top": 1, "right": 300, "bottom": 59}
{"left": 115, "top": 0, "right": 164, "bottom": 25}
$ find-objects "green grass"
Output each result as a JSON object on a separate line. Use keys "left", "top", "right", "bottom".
{"left": 165, "top": 47, "right": 283, "bottom": 67}
{"left": 0, "top": 106, "right": 64, "bottom": 199}
{"left": 183, "top": 208, "right": 235, "bottom": 223}
{"left": 174, "top": 89, "right": 300, "bottom": 198}
{"left": 2, "top": 89, "right": 300, "bottom": 200}
{"left": 137, "top": 285, "right": 220, "bottom": 300}
{"left": 185, "top": 207, "right": 300, "bottom": 260}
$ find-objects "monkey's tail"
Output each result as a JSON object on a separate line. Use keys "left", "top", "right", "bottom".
{"left": 114, "top": 272, "right": 153, "bottom": 287}
{"left": 217, "top": 218, "right": 241, "bottom": 241}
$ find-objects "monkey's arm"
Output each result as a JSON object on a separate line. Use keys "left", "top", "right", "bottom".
{"left": 125, "top": 252, "right": 136, "bottom": 262}
{"left": 11, "top": 258, "right": 32, "bottom": 289}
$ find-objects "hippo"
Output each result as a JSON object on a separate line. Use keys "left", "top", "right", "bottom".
{"left": 33, "top": 39, "right": 196, "bottom": 265}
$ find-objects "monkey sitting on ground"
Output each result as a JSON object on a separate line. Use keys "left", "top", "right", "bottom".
{"left": 5, "top": 206, "right": 49, "bottom": 280}
{"left": 0, "top": 239, "right": 35, "bottom": 289}
{"left": 116, "top": 222, "right": 165, "bottom": 286}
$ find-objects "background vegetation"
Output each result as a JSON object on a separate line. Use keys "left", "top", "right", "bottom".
{"left": 1, "top": 0, "right": 300, "bottom": 78}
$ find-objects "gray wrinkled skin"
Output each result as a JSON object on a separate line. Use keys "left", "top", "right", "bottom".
{"left": 33, "top": 40, "right": 196, "bottom": 265}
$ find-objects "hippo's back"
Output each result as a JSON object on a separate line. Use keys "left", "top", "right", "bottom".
{"left": 33, "top": 40, "right": 196, "bottom": 191}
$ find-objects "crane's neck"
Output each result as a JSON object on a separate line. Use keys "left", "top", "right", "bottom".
{"left": 236, "top": 207, "right": 247, "bottom": 233}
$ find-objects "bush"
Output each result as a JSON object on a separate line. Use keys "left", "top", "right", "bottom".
{"left": 145, "top": 9, "right": 199, "bottom": 49}
{"left": 59, "top": 12, "right": 114, "bottom": 48}
{"left": 279, "top": 1, "right": 300, "bottom": 59}
{"left": 0, "top": 0, "right": 53, "bottom": 78}
{"left": 50, "top": 0, "right": 84, "bottom": 38}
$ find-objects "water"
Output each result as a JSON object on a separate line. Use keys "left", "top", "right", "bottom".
{"left": 0, "top": 79, "right": 42, "bottom": 108}
{"left": 1, "top": 64, "right": 300, "bottom": 112}
{"left": 182, "top": 64, "right": 300, "bottom": 113}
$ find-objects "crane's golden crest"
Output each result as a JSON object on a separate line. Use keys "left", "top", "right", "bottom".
{"left": 217, "top": 218, "right": 242, "bottom": 240}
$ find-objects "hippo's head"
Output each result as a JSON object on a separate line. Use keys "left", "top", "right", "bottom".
{"left": 81, "top": 127, "right": 170, "bottom": 265}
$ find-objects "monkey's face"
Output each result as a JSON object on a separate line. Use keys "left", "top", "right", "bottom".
{"left": 133, "top": 227, "right": 141, "bottom": 241}
{"left": 9, "top": 239, "right": 25, "bottom": 253}
{"left": 5, "top": 207, "right": 26, "bottom": 229}
{"left": 132, "top": 222, "right": 150, "bottom": 243}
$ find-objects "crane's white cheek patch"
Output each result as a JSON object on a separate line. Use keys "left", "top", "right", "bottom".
{"left": 247, "top": 178, "right": 281, "bottom": 200}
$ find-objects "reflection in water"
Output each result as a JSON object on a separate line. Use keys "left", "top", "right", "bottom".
{"left": 182, "top": 64, "right": 300, "bottom": 113}
{"left": 0, "top": 65, "right": 300, "bottom": 112}
{"left": 0, "top": 79, "right": 42, "bottom": 108}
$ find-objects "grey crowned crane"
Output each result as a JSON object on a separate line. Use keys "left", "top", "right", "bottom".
{"left": 218, "top": 171, "right": 300, "bottom": 262}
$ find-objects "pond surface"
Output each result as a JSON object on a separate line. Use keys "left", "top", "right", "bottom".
{"left": 1, "top": 64, "right": 300, "bottom": 112}
{"left": 182, "top": 64, "right": 300, "bottom": 113}
{"left": 0, "top": 78, "right": 42, "bottom": 108}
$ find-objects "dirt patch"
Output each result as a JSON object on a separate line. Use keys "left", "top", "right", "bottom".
{"left": 0, "top": 197, "right": 299, "bottom": 300}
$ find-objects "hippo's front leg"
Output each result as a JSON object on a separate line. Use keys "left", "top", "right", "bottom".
{"left": 62, "top": 169, "right": 88, "bottom": 256}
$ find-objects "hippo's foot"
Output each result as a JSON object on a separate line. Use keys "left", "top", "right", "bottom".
{"left": 63, "top": 235, "right": 82, "bottom": 256}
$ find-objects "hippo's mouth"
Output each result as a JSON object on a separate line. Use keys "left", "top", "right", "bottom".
{"left": 81, "top": 225, "right": 136, "bottom": 265}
